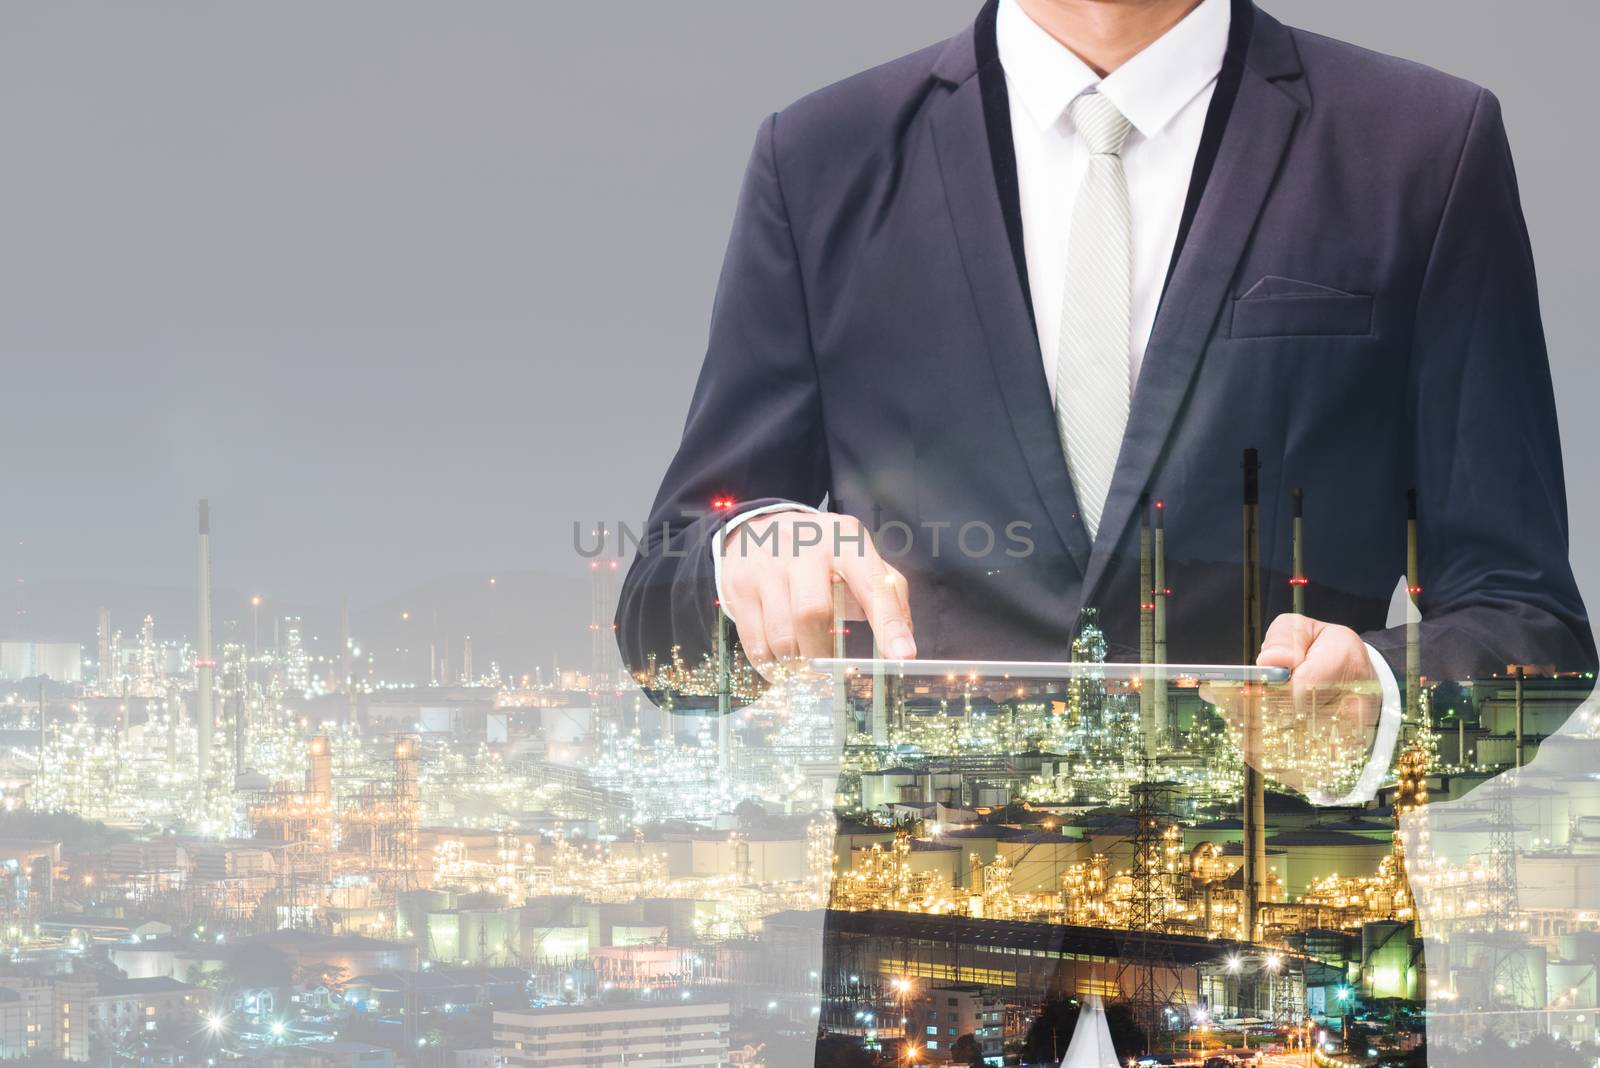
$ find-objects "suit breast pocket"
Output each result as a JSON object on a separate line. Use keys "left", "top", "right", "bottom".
{"left": 1228, "top": 275, "right": 1374, "bottom": 340}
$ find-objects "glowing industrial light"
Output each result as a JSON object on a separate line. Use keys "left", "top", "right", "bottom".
{"left": 205, "top": 1014, "right": 225, "bottom": 1034}
{"left": 1225, "top": 955, "right": 1242, "bottom": 973}
{"left": 1264, "top": 953, "right": 1282, "bottom": 971}
{"left": 270, "top": 1021, "right": 285, "bottom": 1038}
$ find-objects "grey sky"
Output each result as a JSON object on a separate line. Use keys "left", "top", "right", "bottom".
{"left": 2, "top": 1, "right": 1595, "bottom": 647}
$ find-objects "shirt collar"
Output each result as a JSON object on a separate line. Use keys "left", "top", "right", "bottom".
{"left": 996, "top": 0, "right": 1231, "bottom": 141}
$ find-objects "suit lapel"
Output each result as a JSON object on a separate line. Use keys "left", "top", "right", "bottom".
{"left": 1081, "top": 10, "right": 1307, "bottom": 604}
{"left": 929, "top": 35, "right": 1095, "bottom": 580}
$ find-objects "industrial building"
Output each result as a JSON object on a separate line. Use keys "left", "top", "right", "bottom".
{"left": 493, "top": 997, "right": 730, "bottom": 1067}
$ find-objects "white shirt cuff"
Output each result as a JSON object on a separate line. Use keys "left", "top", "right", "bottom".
{"left": 711, "top": 502, "right": 819, "bottom": 625}
{"left": 1306, "top": 642, "right": 1404, "bottom": 807}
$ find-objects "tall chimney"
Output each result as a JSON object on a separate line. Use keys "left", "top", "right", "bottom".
{"left": 1290, "top": 489, "right": 1306, "bottom": 617}
{"left": 233, "top": 687, "right": 247, "bottom": 780}
{"left": 1152, "top": 500, "right": 1169, "bottom": 751}
{"left": 871, "top": 634, "right": 888, "bottom": 747}
{"left": 1514, "top": 664, "right": 1526, "bottom": 769}
{"left": 1139, "top": 497, "right": 1155, "bottom": 752}
{"left": 716, "top": 604, "right": 734, "bottom": 773}
{"left": 96, "top": 607, "right": 113, "bottom": 696}
{"left": 1405, "top": 489, "right": 1423, "bottom": 744}
{"left": 1291, "top": 489, "right": 1310, "bottom": 739}
{"left": 1139, "top": 496, "right": 1154, "bottom": 664}
{"left": 1240, "top": 450, "right": 1266, "bottom": 943}
{"left": 829, "top": 584, "right": 849, "bottom": 757}
{"left": 196, "top": 499, "right": 214, "bottom": 788}
{"left": 340, "top": 597, "right": 358, "bottom": 726}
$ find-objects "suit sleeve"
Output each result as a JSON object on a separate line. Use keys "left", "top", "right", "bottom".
{"left": 1363, "top": 89, "right": 1596, "bottom": 692}
{"left": 614, "top": 112, "right": 831, "bottom": 689}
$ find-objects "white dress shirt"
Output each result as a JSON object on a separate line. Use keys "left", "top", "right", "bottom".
{"left": 997, "top": 0, "right": 1399, "bottom": 802}
{"left": 998, "top": 0, "right": 1228, "bottom": 398}
{"left": 716, "top": 0, "right": 1402, "bottom": 804}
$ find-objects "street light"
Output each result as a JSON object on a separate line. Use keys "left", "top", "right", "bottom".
{"left": 891, "top": 976, "right": 913, "bottom": 1041}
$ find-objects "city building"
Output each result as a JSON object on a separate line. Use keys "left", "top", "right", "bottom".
{"left": 86, "top": 976, "right": 208, "bottom": 1042}
{"left": 913, "top": 983, "right": 1005, "bottom": 1062}
{"left": 0, "top": 981, "right": 52, "bottom": 1059}
{"left": 494, "top": 997, "right": 730, "bottom": 1067}
{"left": 0, "top": 975, "right": 95, "bottom": 1060}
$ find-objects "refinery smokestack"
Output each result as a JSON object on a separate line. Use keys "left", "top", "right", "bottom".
{"left": 1510, "top": 661, "right": 1523, "bottom": 770}
{"left": 1291, "top": 489, "right": 1310, "bottom": 742}
{"left": 1291, "top": 489, "right": 1306, "bottom": 617}
{"left": 196, "top": 499, "right": 214, "bottom": 787}
{"left": 1405, "top": 488, "right": 1422, "bottom": 743}
{"left": 716, "top": 605, "right": 734, "bottom": 773}
{"left": 829, "top": 586, "right": 848, "bottom": 760}
{"left": 96, "top": 607, "right": 113, "bottom": 696}
{"left": 1152, "top": 499, "right": 1168, "bottom": 750}
{"left": 1139, "top": 497, "right": 1154, "bottom": 752}
{"left": 1240, "top": 450, "right": 1266, "bottom": 943}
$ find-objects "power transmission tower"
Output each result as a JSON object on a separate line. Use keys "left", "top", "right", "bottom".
{"left": 1272, "top": 961, "right": 1303, "bottom": 1033}
{"left": 1121, "top": 762, "right": 1179, "bottom": 1054}
{"left": 1485, "top": 772, "right": 1536, "bottom": 1040}
{"left": 1488, "top": 772, "right": 1519, "bottom": 921}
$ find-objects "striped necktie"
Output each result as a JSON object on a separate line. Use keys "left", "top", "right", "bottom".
{"left": 1055, "top": 91, "right": 1134, "bottom": 541}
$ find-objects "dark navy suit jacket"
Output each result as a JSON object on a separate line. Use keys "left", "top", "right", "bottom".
{"left": 617, "top": 0, "right": 1594, "bottom": 693}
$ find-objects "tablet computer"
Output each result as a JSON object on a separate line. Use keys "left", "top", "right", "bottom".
{"left": 807, "top": 658, "right": 1289, "bottom": 684}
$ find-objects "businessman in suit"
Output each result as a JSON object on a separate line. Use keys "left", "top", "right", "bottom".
{"left": 617, "top": 0, "right": 1592, "bottom": 801}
